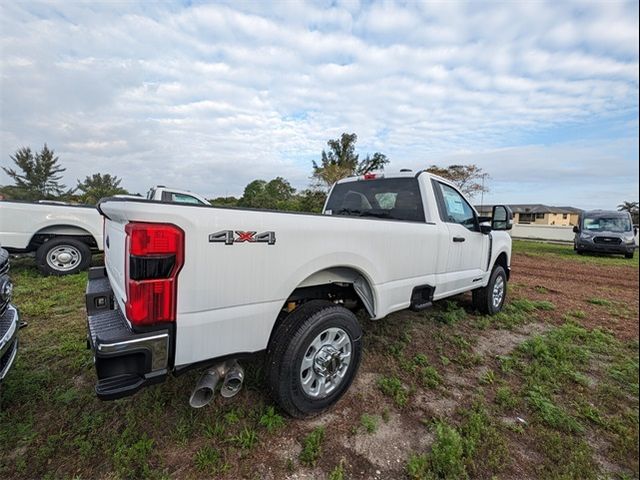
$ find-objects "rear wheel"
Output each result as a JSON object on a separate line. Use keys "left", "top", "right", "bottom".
{"left": 36, "top": 237, "right": 91, "bottom": 276}
{"left": 473, "top": 265, "right": 507, "bottom": 315}
{"left": 266, "top": 300, "right": 363, "bottom": 418}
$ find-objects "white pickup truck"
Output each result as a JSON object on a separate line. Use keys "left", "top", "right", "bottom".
{"left": 0, "top": 186, "right": 209, "bottom": 275}
{"left": 85, "top": 171, "right": 513, "bottom": 417}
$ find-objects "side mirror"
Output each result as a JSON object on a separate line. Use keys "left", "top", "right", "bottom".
{"left": 573, "top": 225, "right": 580, "bottom": 234}
{"left": 491, "top": 205, "right": 513, "bottom": 231}
{"left": 478, "top": 216, "right": 492, "bottom": 234}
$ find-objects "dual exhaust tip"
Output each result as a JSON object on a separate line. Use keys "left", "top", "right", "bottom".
{"left": 189, "top": 360, "right": 245, "bottom": 408}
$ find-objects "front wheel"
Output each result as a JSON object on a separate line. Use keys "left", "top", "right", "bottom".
{"left": 266, "top": 300, "right": 363, "bottom": 418}
{"left": 36, "top": 237, "right": 92, "bottom": 275}
{"left": 473, "top": 265, "right": 507, "bottom": 315}
{"left": 625, "top": 251, "right": 634, "bottom": 259}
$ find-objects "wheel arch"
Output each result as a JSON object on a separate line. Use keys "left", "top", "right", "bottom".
{"left": 28, "top": 224, "right": 99, "bottom": 251}
{"left": 294, "top": 266, "right": 377, "bottom": 317}
{"left": 266, "top": 265, "right": 377, "bottom": 351}
{"left": 492, "top": 250, "right": 510, "bottom": 280}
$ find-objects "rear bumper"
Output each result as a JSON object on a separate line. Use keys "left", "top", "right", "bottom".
{"left": 86, "top": 267, "right": 170, "bottom": 400}
{"left": 0, "top": 305, "right": 20, "bottom": 382}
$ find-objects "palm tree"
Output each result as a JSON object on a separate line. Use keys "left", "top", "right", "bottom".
{"left": 618, "top": 201, "right": 639, "bottom": 224}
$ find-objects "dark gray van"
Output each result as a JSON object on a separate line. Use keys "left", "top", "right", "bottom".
{"left": 573, "top": 210, "right": 637, "bottom": 259}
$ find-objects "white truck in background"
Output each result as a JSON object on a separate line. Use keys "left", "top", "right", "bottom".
{"left": 85, "top": 171, "right": 514, "bottom": 417}
{"left": 0, "top": 186, "right": 209, "bottom": 275}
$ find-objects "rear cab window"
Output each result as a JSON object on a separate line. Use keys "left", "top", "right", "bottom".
{"left": 325, "top": 177, "right": 426, "bottom": 222}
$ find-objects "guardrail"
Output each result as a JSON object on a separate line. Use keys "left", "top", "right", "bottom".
{"left": 510, "top": 224, "right": 574, "bottom": 242}
{"left": 509, "top": 224, "right": 639, "bottom": 245}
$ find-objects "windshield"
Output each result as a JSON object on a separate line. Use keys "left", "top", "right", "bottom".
{"left": 146, "top": 188, "right": 155, "bottom": 200}
{"left": 583, "top": 216, "right": 631, "bottom": 233}
{"left": 325, "top": 178, "right": 425, "bottom": 222}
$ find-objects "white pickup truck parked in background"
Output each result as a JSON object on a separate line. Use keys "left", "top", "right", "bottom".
{"left": 86, "top": 171, "right": 513, "bottom": 417}
{"left": 0, "top": 186, "right": 210, "bottom": 275}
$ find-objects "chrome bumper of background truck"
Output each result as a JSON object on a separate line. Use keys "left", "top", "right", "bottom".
{"left": 85, "top": 267, "right": 170, "bottom": 400}
{"left": 0, "top": 305, "right": 20, "bottom": 382}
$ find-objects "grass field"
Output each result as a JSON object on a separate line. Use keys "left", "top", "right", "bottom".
{"left": 512, "top": 239, "right": 639, "bottom": 267}
{"left": 1, "top": 241, "right": 638, "bottom": 479}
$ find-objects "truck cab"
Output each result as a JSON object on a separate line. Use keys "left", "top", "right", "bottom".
{"left": 324, "top": 172, "right": 512, "bottom": 297}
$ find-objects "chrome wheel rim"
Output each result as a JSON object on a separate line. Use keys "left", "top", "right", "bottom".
{"left": 46, "top": 245, "right": 81, "bottom": 272}
{"left": 492, "top": 276, "right": 505, "bottom": 309}
{"left": 300, "top": 327, "right": 352, "bottom": 399}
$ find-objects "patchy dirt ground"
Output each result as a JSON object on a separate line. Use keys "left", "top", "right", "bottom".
{"left": 511, "top": 252, "right": 639, "bottom": 340}
{"left": 1, "top": 242, "right": 638, "bottom": 479}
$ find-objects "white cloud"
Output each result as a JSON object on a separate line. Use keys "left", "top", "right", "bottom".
{"left": 0, "top": 0, "right": 637, "bottom": 207}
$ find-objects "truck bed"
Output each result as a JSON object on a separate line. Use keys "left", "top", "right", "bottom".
{"left": 0, "top": 200, "right": 102, "bottom": 251}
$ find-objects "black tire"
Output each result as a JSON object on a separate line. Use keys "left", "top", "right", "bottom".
{"left": 266, "top": 300, "right": 363, "bottom": 418}
{"left": 625, "top": 251, "right": 634, "bottom": 259}
{"left": 472, "top": 265, "right": 507, "bottom": 315}
{"left": 36, "top": 237, "right": 92, "bottom": 276}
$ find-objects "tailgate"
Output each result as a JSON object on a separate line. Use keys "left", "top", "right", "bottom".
{"left": 103, "top": 217, "right": 128, "bottom": 313}
{"left": 99, "top": 198, "right": 192, "bottom": 325}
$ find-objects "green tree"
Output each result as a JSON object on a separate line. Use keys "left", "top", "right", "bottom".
{"left": 209, "top": 196, "right": 239, "bottom": 207}
{"left": 297, "top": 189, "right": 327, "bottom": 213}
{"left": 425, "top": 164, "right": 489, "bottom": 198}
{"left": 312, "top": 133, "right": 389, "bottom": 189}
{"left": 2, "top": 144, "right": 69, "bottom": 200}
{"left": 265, "top": 177, "right": 296, "bottom": 204}
{"left": 617, "top": 200, "right": 639, "bottom": 224}
{"left": 238, "top": 177, "right": 297, "bottom": 210}
{"left": 238, "top": 179, "right": 269, "bottom": 209}
{"left": 76, "top": 173, "right": 128, "bottom": 204}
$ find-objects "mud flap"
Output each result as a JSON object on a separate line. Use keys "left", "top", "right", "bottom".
{"left": 353, "top": 276, "right": 375, "bottom": 318}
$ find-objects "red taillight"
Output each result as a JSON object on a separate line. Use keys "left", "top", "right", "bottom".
{"left": 127, "top": 280, "right": 176, "bottom": 325}
{"left": 363, "top": 173, "right": 377, "bottom": 180}
{"left": 125, "top": 222, "right": 184, "bottom": 326}
{"left": 127, "top": 223, "right": 183, "bottom": 256}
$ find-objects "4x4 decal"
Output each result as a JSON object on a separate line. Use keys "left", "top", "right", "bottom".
{"left": 209, "top": 230, "right": 276, "bottom": 245}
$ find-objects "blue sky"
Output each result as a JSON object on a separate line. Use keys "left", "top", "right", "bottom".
{"left": 0, "top": 0, "right": 638, "bottom": 209}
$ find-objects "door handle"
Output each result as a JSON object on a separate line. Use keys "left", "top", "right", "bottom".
{"left": 453, "top": 237, "right": 466, "bottom": 243}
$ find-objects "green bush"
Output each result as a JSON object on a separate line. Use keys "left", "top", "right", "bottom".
{"left": 300, "top": 427, "right": 325, "bottom": 467}
{"left": 377, "top": 376, "right": 409, "bottom": 407}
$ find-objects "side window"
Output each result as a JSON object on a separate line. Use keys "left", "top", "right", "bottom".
{"left": 160, "top": 191, "right": 202, "bottom": 204}
{"left": 437, "top": 183, "right": 477, "bottom": 231}
{"left": 171, "top": 193, "right": 202, "bottom": 204}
